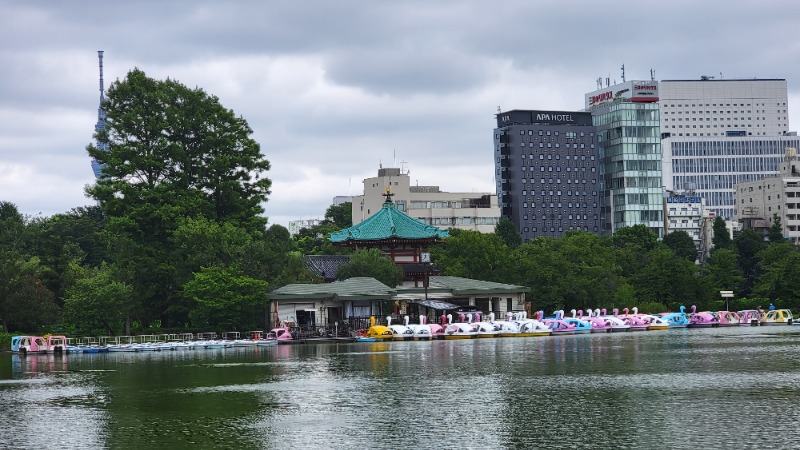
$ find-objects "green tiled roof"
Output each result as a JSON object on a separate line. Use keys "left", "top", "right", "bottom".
{"left": 329, "top": 199, "right": 449, "bottom": 243}
{"left": 428, "top": 276, "right": 530, "bottom": 295}
{"left": 269, "top": 277, "right": 395, "bottom": 301}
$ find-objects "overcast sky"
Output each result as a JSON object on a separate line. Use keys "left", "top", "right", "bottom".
{"left": 3, "top": 1, "right": 800, "bottom": 228}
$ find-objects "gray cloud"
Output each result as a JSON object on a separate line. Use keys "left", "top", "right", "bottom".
{"left": 2, "top": 0, "right": 800, "bottom": 226}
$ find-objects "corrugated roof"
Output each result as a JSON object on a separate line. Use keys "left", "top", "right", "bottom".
{"left": 329, "top": 199, "right": 449, "bottom": 243}
{"left": 269, "top": 277, "right": 395, "bottom": 301}
{"left": 429, "top": 276, "right": 530, "bottom": 295}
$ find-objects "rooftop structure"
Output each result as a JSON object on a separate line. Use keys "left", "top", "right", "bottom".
{"left": 351, "top": 166, "right": 500, "bottom": 233}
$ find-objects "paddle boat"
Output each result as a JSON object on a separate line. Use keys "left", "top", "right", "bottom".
{"left": 471, "top": 321, "right": 499, "bottom": 338}
{"left": 428, "top": 323, "right": 445, "bottom": 340}
{"left": 639, "top": 315, "right": 670, "bottom": 331}
{"left": 622, "top": 315, "right": 651, "bottom": 331}
{"left": 355, "top": 336, "right": 378, "bottom": 343}
{"left": 46, "top": 335, "right": 69, "bottom": 354}
{"left": 492, "top": 320, "right": 522, "bottom": 337}
{"left": 389, "top": 324, "right": 414, "bottom": 341}
{"left": 10, "top": 336, "right": 23, "bottom": 353}
{"left": 562, "top": 317, "right": 592, "bottom": 334}
{"left": 761, "top": 309, "right": 793, "bottom": 325}
{"left": 17, "top": 336, "right": 48, "bottom": 355}
{"left": 365, "top": 325, "right": 394, "bottom": 340}
{"left": 389, "top": 316, "right": 415, "bottom": 341}
{"left": 689, "top": 312, "right": 719, "bottom": 328}
{"left": 715, "top": 311, "right": 741, "bottom": 327}
{"left": 658, "top": 306, "right": 690, "bottom": 328}
{"left": 515, "top": 319, "right": 552, "bottom": 337}
{"left": 585, "top": 317, "right": 612, "bottom": 333}
{"left": 542, "top": 318, "right": 577, "bottom": 335}
{"left": 407, "top": 316, "right": 433, "bottom": 340}
{"left": 738, "top": 310, "right": 763, "bottom": 326}
{"left": 603, "top": 316, "right": 631, "bottom": 332}
{"left": 266, "top": 324, "right": 295, "bottom": 342}
{"left": 443, "top": 322, "right": 477, "bottom": 339}
{"left": 407, "top": 324, "right": 433, "bottom": 340}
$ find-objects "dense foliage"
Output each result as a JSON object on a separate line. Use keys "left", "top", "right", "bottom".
{"left": 4, "top": 72, "right": 800, "bottom": 336}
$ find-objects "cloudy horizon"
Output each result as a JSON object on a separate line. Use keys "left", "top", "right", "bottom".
{"left": 3, "top": 1, "right": 800, "bottom": 227}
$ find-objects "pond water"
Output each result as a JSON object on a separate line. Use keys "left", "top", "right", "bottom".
{"left": 2, "top": 327, "right": 800, "bottom": 449}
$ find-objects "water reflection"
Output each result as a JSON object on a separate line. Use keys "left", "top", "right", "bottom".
{"left": 2, "top": 328, "right": 800, "bottom": 448}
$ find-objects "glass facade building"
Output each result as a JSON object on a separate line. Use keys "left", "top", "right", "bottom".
{"left": 586, "top": 81, "right": 663, "bottom": 237}
{"left": 663, "top": 136, "right": 800, "bottom": 219}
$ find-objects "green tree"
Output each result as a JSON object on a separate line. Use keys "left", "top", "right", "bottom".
{"left": 62, "top": 264, "right": 133, "bottom": 335}
{"left": 735, "top": 228, "right": 767, "bottom": 296}
{"left": 495, "top": 217, "right": 522, "bottom": 249}
{"left": 700, "top": 248, "right": 744, "bottom": 306}
{"left": 87, "top": 68, "right": 272, "bottom": 231}
{"left": 613, "top": 224, "right": 659, "bottom": 252}
{"left": 711, "top": 217, "right": 732, "bottom": 250}
{"left": 630, "top": 247, "right": 699, "bottom": 306}
{"left": 336, "top": 248, "right": 404, "bottom": 288}
{"left": 752, "top": 243, "right": 800, "bottom": 304}
{"left": 323, "top": 202, "right": 352, "bottom": 229}
{"left": 183, "top": 265, "right": 268, "bottom": 330}
{"left": 84, "top": 68, "right": 272, "bottom": 327}
{"left": 663, "top": 230, "right": 698, "bottom": 261}
{"left": 429, "top": 230, "right": 510, "bottom": 282}
{"left": 768, "top": 214, "right": 784, "bottom": 243}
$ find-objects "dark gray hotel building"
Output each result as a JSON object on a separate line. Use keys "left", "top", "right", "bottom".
{"left": 494, "top": 110, "right": 602, "bottom": 241}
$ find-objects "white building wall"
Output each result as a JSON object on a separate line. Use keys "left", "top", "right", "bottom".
{"left": 352, "top": 167, "right": 501, "bottom": 233}
{"left": 659, "top": 79, "right": 789, "bottom": 137}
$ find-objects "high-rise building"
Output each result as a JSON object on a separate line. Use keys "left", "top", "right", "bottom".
{"left": 585, "top": 81, "right": 663, "bottom": 236}
{"left": 659, "top": 78, "right": 796, "bottom": 220}
{"left": 352, "top": 166, "right": 501, "bottom": 233}
{"left": 493, "top": 110, "right": 601, "bottom": 240}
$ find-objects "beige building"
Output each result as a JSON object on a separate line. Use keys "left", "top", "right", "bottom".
{"left": 734, "top": 149, "right": 800, "bottom": 243}
{"left": 352, "top": 166, "right": 501, "bottom": 233}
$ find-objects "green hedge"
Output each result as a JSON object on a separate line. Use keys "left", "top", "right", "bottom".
{"left": 0, "top": 333, "right": 11, "bottom": 351}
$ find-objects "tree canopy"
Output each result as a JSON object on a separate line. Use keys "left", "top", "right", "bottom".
{"left": 83, "top": 68, "right": 272, "bottom": 328}
{"left": 336, "top": 248, "right": 404, "bottom": 288}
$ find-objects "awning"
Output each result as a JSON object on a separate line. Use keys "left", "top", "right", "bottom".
{"left": 415, "top": 299, "right": 460, "bottom": 310}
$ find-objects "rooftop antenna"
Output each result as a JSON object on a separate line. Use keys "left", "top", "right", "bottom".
{"left": 620, "top": 64, "right": 625, "bottom": 83}
{"left": 650, "top": 68, "right": 655, "bottom": 81}
{"left": 606, "top": 76, "right": 610, "bottom": 87}
{"left": 497, "top": 105, "right": 501, "bottom": 113}
{"left": 597, "top": 77, "right": 603, "bottom": 90}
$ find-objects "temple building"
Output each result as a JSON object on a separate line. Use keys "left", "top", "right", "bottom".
{"left": 269, "top": 189, "right": 529, "bottom": 331}
{"left": 329, "top": 188, "right": 449, "bottom": 287}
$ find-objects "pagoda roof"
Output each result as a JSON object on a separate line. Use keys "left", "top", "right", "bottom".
{"left": 329, "top": 196, "right": 449, "bottom": 244}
